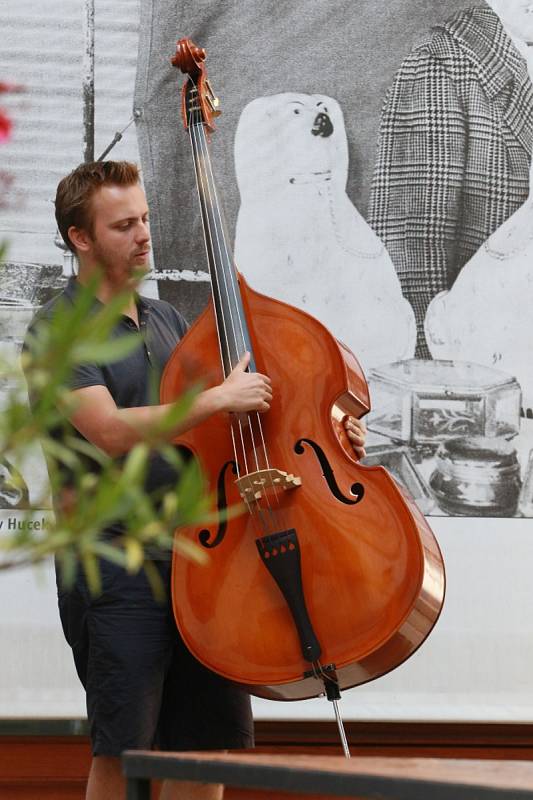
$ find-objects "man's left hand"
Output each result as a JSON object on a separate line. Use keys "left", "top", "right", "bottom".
{"left": 344, "top": 416, "right": 367, "bottom": 459}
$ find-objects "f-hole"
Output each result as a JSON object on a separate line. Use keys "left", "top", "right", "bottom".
{"left": 198, "top": 460, "right": 237, "bottom": 548}
{"left": 294, "top": 438, "right": 364, "bottom": 505}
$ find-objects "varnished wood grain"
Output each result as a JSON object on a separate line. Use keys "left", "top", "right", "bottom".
{"left": 126, "top": 750, "right": 533, "bottom": 791}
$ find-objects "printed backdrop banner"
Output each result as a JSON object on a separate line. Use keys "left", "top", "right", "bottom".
{"left": 135, "top": 0, "right": 533, "bottom": 522}
{"left": 135, "top": 0, "right": 468, "bottom": 273}
{"left": 2, "top": 0, "right": 533, "bottom": 721}
{"left": 131, "top": 0, "right": 533, "bottom": 721}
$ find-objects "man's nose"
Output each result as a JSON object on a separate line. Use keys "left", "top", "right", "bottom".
{"left": 136, "top": 220, "right": 150, "bottom": 242}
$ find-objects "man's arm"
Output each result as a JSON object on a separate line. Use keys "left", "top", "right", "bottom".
{"left": 68, "top": 351, "right": 272, "bottom": 458}
{"left": 67, "top": 351, "right": 366, "bottom": 460}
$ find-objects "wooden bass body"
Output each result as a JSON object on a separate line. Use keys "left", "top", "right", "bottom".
{"left": 160, "top": 277, "right": 445, "bottom": 701}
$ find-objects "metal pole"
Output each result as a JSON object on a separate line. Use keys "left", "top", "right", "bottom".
{"left": 331, "top": 697, "right": 351, "bottom": 759}
{"left": 82, "top": 0, "right": 95, "bottom": 162}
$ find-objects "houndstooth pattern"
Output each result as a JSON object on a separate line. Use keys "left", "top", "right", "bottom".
{"left": 368, "top": 6, "right": 533, "bottom": 357}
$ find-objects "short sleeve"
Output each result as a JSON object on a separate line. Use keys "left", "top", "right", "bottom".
{"left": 22, "top": 307, "right": 107, "bottom": 402}
{"left": 66, "top": 362, "right": 107, "bottom": 391}
{"left": 169, "top": 305, "right": 189, "bottom": 338}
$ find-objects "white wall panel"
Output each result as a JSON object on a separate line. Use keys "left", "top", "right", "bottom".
{"left": 0, "top": 0, "right": 143, "bottom": 719}
{"left": 1, "top": 0, "right": 141, "bottom": 266}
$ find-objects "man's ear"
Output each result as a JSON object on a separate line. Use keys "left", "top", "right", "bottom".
{"left": 68, "top": 226, "right": 92, "bottom": 253}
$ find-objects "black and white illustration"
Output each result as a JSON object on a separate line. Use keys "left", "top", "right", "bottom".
{"left": 425, "top": 157, "right": 533, "bottom": 412}
{"left": 3, "top": 0, "right": 530, "bottom": 521}
{"left": 368, "top": 2, "right": 533, "bottom": 357}
{"left": 363, "top": 1, "right": 533, "bottom": 518}
{"left": 233, "top": 93, "right": 416, "bottom": 370}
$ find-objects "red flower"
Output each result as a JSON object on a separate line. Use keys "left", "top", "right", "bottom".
{"left": 0, "top": 109, "right": 12, "bottom": 143}
{"left": 0, "top": 81, "right": 23, "bottom": 145}
{"left": 0, "top": 82, "right": 24, "bottom": 94}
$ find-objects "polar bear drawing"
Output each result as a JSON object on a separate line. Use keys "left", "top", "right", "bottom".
{"left": 425, "top": 160, "right": 533, "bottom": 412}
{"left": 233, "top": 93, "right": 416, "bottom": 370}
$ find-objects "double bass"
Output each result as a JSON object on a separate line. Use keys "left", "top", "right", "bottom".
{"left": 161, "top": 39, "right": 445, "bottom": 705}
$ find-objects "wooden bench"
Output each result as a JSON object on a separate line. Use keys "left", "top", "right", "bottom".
{"left": 123, "top": 751, "right": 533, "bottom": 800}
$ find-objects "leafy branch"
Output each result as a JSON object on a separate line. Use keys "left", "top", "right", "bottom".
{"left": 0, "top": 277, "right": 212, "bottom": 596}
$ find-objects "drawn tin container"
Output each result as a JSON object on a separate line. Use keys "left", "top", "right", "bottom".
{"left": 367, "top": 360, "right": 521, "bottom": 447}
{"left": 429, "top": 436, "right": 522, "bottom": 517}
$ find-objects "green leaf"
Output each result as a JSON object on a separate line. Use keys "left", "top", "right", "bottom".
{"left": 124, "top": 538, "right": 144, "bottom": 573}
{"left": 142, "top": 560, "right": 166, "bottom": 603}
{"left": 157, "top": 443, "right": 187, "bottom": 471}
{"left": 162, "top": 490, "right": 178, "bottom": 519}
{"left": 63, "top": 434, "right": 110, "bottom": 466}
{"left": 71, "top": 334, "right": 140, "bottom": 365}
{"left": 81, "top": 551, "right": 102, "bottom": 596}
{"left": 175, "top": 458, "right": 208, "bottom": 523}
{"left": 173, "top": 533, "right": 208, "bottom": 565}
{"left": 57, "top": 548, "right": 78, "bottom": 592}
{"left": 156, "top": 386, "right": 199, "bottom": 435}
{"left": 92, "top": 541, "right": 127, "bottom": 567}
{"left": 121, "top": 443, "right": 149, "bottom": 485}
{"left": 41, "top": 437, "right": 82, "bottom": 470}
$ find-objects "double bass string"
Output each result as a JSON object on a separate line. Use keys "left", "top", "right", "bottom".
{"left": 190, "top": 83, "right": 287, "bottom": 534}
{"left": 190, "top": 118, "right": 277, "bottom": 537}
{"left": 185, "top": 88, "right": 254, "bottom": 525}
{"left": 187, "top": 86, "right": 280, "bottom": 535}
{"left": 192, "top": 94, "right": 287, "bottom": 532}
{"left": 187, "top": 93, "right": 253, "bottom": 484}
{"left": 189, "top": 96, "right": 278, "bottom": 530}
{"left": 191, "top": 101, "right": 258, "bottom": 456}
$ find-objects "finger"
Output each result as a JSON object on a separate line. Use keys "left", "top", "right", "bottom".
{"left": 257, "top": 372, "right": 272, "bottom": 386}
{"left": 247, "top": 384, "right": 272, "bottom": 403}
{"left": 347, "top": 426, "right": 364, "bottom": 440}
{"left": 237, "top": 351, "right": 251, "bottom": 371}
{"left": 253, "top": 377, "right": 272, "bottom": 397}
{"left": 345, "top": 416, "right": 365, "bottom": 431}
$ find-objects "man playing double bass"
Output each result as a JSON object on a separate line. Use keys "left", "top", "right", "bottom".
{"left": 27, "top": 160, "right": 367, "bottom": 800}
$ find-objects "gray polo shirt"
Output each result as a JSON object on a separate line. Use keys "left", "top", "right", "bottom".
{"left": 25, "top": 277, "right": 189, "bottom": 544}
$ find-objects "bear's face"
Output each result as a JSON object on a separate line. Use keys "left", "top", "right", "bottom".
{"left": 235, "top": 93, "right": 348, "bottom": 192}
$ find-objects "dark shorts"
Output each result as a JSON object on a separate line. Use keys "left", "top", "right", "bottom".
{"left": 56, "top": 557, "right": 254, "bottom": 757}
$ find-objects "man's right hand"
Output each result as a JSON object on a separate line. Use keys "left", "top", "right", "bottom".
{"left": 214, "top": 351, "right": 272, "bottom": 413}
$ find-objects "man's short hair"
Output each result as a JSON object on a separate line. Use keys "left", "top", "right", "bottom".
{"left": 55, "top": 160, "right": 140, "bottom": 254}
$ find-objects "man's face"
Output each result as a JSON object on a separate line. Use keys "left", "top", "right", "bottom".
{"left": 82, "top": 183, "right": 151, "bottom": 289}
{"left": 489, "top": 1, "right": 533, "bottom": 44}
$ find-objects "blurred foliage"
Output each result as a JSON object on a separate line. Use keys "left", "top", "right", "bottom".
{"left": 0, "top": 82, "right": 213, "bottom": 598}
{"left": 0, "top": 275, "right": 211, "bottom": 597}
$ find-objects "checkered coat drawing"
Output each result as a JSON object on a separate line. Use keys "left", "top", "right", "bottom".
{"left": 368, "top": 6, "right": 533, "bottom": 357}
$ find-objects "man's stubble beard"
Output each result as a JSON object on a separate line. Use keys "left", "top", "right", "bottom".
{"left": 91, "top": 242, "right": 138, "bottom": 290}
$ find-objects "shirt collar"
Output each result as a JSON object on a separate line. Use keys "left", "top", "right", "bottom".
{"left": 64, "top": 276, "right": 150, "bottom": 315}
